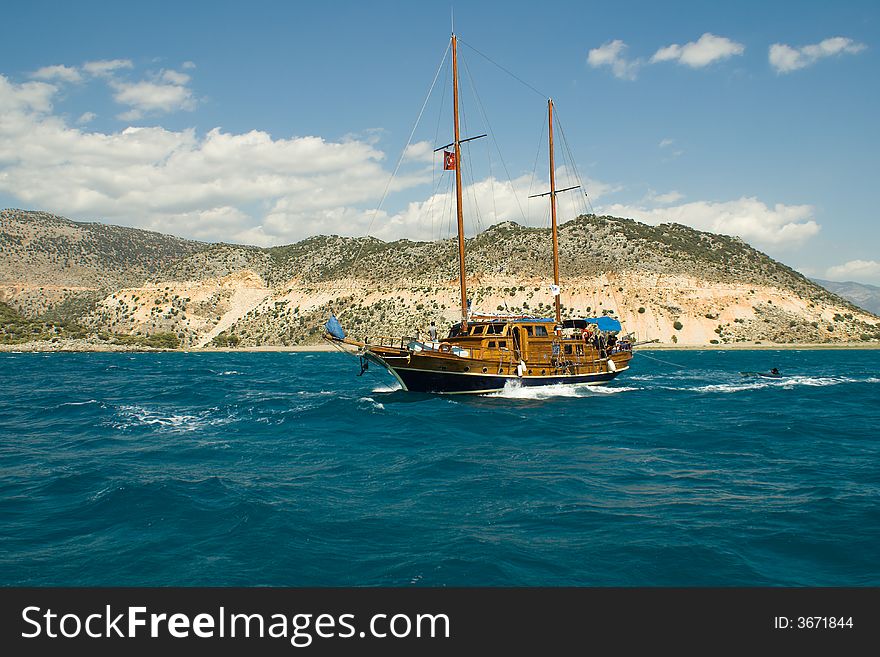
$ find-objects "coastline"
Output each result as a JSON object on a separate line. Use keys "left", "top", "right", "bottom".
{"left": 2, "top": 339, "right": 879, "bottom": 353}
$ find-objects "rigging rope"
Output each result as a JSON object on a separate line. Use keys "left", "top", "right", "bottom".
{"left": 552, "top": 105, "right": 597, "bottom": 217}
{"left": 460, "top": 51, "right": 528, "bottom": 227}
{"left": 458, "top": 39, "right": 547, "bottom": 100}
{"left": 526, "top": 104, "right": 546, "bottom": 229}
{"left": 350, "top": 40, "right": 451, "bottom": 272}
{"left": 632, "top": 350, "right": 688, "bottom": 369}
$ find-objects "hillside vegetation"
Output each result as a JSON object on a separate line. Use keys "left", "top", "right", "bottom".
{"left": 1, "top": 208, "right": 878, "bottom": 350}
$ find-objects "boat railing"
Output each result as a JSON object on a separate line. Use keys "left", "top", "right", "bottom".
{"left": 364, "top": 335, "right": 413, "bottom": 350}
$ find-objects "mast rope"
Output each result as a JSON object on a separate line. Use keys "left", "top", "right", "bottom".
{"left": 526, "top": 104, "right": 548, "bottom": 225}
{"left": 552, "top": 105, "right": 596, "bottom": 217}
{"left": 633, "top": 351, "right": 687, "bottom": 369}
{"left": 458, "top": 39, "right": 547, "bottom": 100}
{"left": 460, "top": 51, "right": 528, "bottom": 227}
{"left": 350, "top": 40, "right": 451, "bottom": 273}
{"left": 430, "top": 57, "right": 450, "bottom": 242}
{"left": 455, "top": 75, "right": 485, "bottom": 236}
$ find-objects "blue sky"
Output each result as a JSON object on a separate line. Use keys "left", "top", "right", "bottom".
{"left": 0, "top": 0, "right": 877, "bottom": 284}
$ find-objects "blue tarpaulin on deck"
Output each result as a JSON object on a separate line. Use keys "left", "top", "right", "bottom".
{"left": 584, "top": 317, "right": 622, "bottom": 332}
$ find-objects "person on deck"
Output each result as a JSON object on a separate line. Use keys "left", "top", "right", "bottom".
{"left": 429, "top": 321, "right": 438, "bottom": 342}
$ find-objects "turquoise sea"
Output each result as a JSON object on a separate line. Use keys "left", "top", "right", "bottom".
{"left": 1, "top": 349, "right": 878, "bottom": 586}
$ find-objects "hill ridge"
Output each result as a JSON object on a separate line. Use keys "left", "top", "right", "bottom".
{"left": 1, "top": 208, "right": 878, "bottom": 348}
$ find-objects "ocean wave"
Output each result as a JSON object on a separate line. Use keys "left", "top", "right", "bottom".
{"left": 358, "top": 396, "right": 385, "bottom": 411}
{"left": 58, "top": 399, "right": 100, "bottom": 408}
{"left": 108, "top": 405, "right": 236, "bottom": 433}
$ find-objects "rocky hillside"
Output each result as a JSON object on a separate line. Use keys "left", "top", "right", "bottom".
{"left": 1, "top": 208, "right": 878, "bottom": 349}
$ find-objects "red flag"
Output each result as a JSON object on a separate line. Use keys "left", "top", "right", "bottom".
{"left": 443, "top": 150, "right": 456, "bottom": 170}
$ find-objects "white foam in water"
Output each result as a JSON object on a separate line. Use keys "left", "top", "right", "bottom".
{"left": 372, "top": 383, "right": 403, "bottom": 393}
{"left": 296, "top": 390, "right": 336, "bottom": 397}
{"left": 691, "top": 381, "right": 769, "bottom": 394}
{"left": 58, "top": 399, "right": 99, "bottom": 407}
{"left": 689, "top": 374, "right": 878, "bottom": 394}
{"left": 488, "top": 380, "right": 637, "bottom": 400}
{"left": 111, "top": 405, "right": 237, "bottom": 432}
{"left": 358, "top": 396, "right": 385, "bottom": 410}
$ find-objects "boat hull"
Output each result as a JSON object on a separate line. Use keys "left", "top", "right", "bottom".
{"left": 373, "top": 358, "right": 628, "bottom": 394}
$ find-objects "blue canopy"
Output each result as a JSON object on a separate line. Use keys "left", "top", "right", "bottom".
{"left": 584, "top": 316, "right": 622, "bottom": 332}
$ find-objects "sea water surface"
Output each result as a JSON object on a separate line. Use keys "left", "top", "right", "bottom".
{"left": 1, "top": 349, "right": 878, "bottom": 586}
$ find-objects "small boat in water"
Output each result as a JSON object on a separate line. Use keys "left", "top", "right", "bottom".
{"left": 324, "top": 32, "right": 634, "bottom": 394}
{"left": 740, "top": 368, "right": 782, "bottom": 378}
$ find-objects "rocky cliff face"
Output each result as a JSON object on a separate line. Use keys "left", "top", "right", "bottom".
{"left": 2, "top": 208, "right": 878, "bottom": 348}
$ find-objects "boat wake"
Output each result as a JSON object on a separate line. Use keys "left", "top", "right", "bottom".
{"left": 685, "top": 375, "right": 879, "bottom": 394}
{"left": 487, "top": 381, "right": 638, "bottom": 400}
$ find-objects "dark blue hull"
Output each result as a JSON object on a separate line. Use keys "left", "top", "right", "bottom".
{"left": 386, "top": 365, "right": 624, "bottom": 394}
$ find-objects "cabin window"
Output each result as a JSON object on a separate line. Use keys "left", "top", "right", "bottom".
{"left": 482, "top": 367, "right": 488, "bottom": 373}
{"left": 486, "top": 324, "right": 505, "bottom": 335}
{"left": 525, "top": 326, "right": 534, "bottom": 336}
{"left": 534, "top": 325, "right": 548, "bottom": 337}
{"left": 487, "top": 341, "right": 496, "bottom": 348}
{"left": 471, "top": 325, "right": 485, "bottom": 335}
{"left": 576, "top": 345, "right": 584, "bottom": 356}
{"left": 463, "top": 366, "right": 470, "bottom": 372}
{"left": 498, "top": 341, "right": 507, "bottom": 348}
{"left": 564, "top": 344, "right": 572, "bottom": 355}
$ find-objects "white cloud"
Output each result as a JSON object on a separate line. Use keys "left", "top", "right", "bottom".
{"left": 5, "top": 65, "right": 819, "bottom": 258}
{"left": 159, "top": 69, "right": 190, "bottom": 85}
{"left": 111, "top": 77, "right": 196, "bottom": 115}
{"left": 769, "top": 37, "right": 866, "bottom": 74}
{"left": 181, "top": 61, "right": 197, "bottom": 70}
{"left": 403, "top": 140, "right": 435, "bottom": 163}
{"left": 76, "top": 111, "right": 97, "bottom": 125}
{"left": 0, "top": 73, "right": 615, "bottom": 247}
{"left": 31, "top": 65, "right": 82, "bottom": 84}
{"left": 825, "top": 259, "right": 880, "bottom": 283}
{"left": 0, "top": 74, "right": 423, "bottom": 244}
{"left": 651, "top": 33, "right": 745, "bottom": 68}
{"left": 587, "top": 40, "right": 641, "bottom": 80}
{"left": 0, "top": 76, "right": 56, "bottom": 114}
{"left": 82, "top": 59, "right": 134, "bottom": 77}
{"left": 659, "top": 138, "right": 674, "bottom": 148}
{"left": 116, "top": 109, "right": 143, "bottom": 122}
{"left": 645, "top": 190, "right": 684, "bottom": 205}
{"left": 602, "top": 197, "right": 820, "bottom": 248}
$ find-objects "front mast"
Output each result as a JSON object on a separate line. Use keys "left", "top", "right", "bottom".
{"left": 451, "top": 34, "right": 468, "bottom": 329}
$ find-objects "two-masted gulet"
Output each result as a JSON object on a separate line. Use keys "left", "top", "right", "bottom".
{"left": 324, "top": 33, "right": 634, "bottom": 394}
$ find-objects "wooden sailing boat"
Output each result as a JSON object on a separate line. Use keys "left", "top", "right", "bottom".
{"left": 324, "top": 33, "right": 634, "bottom": 394}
